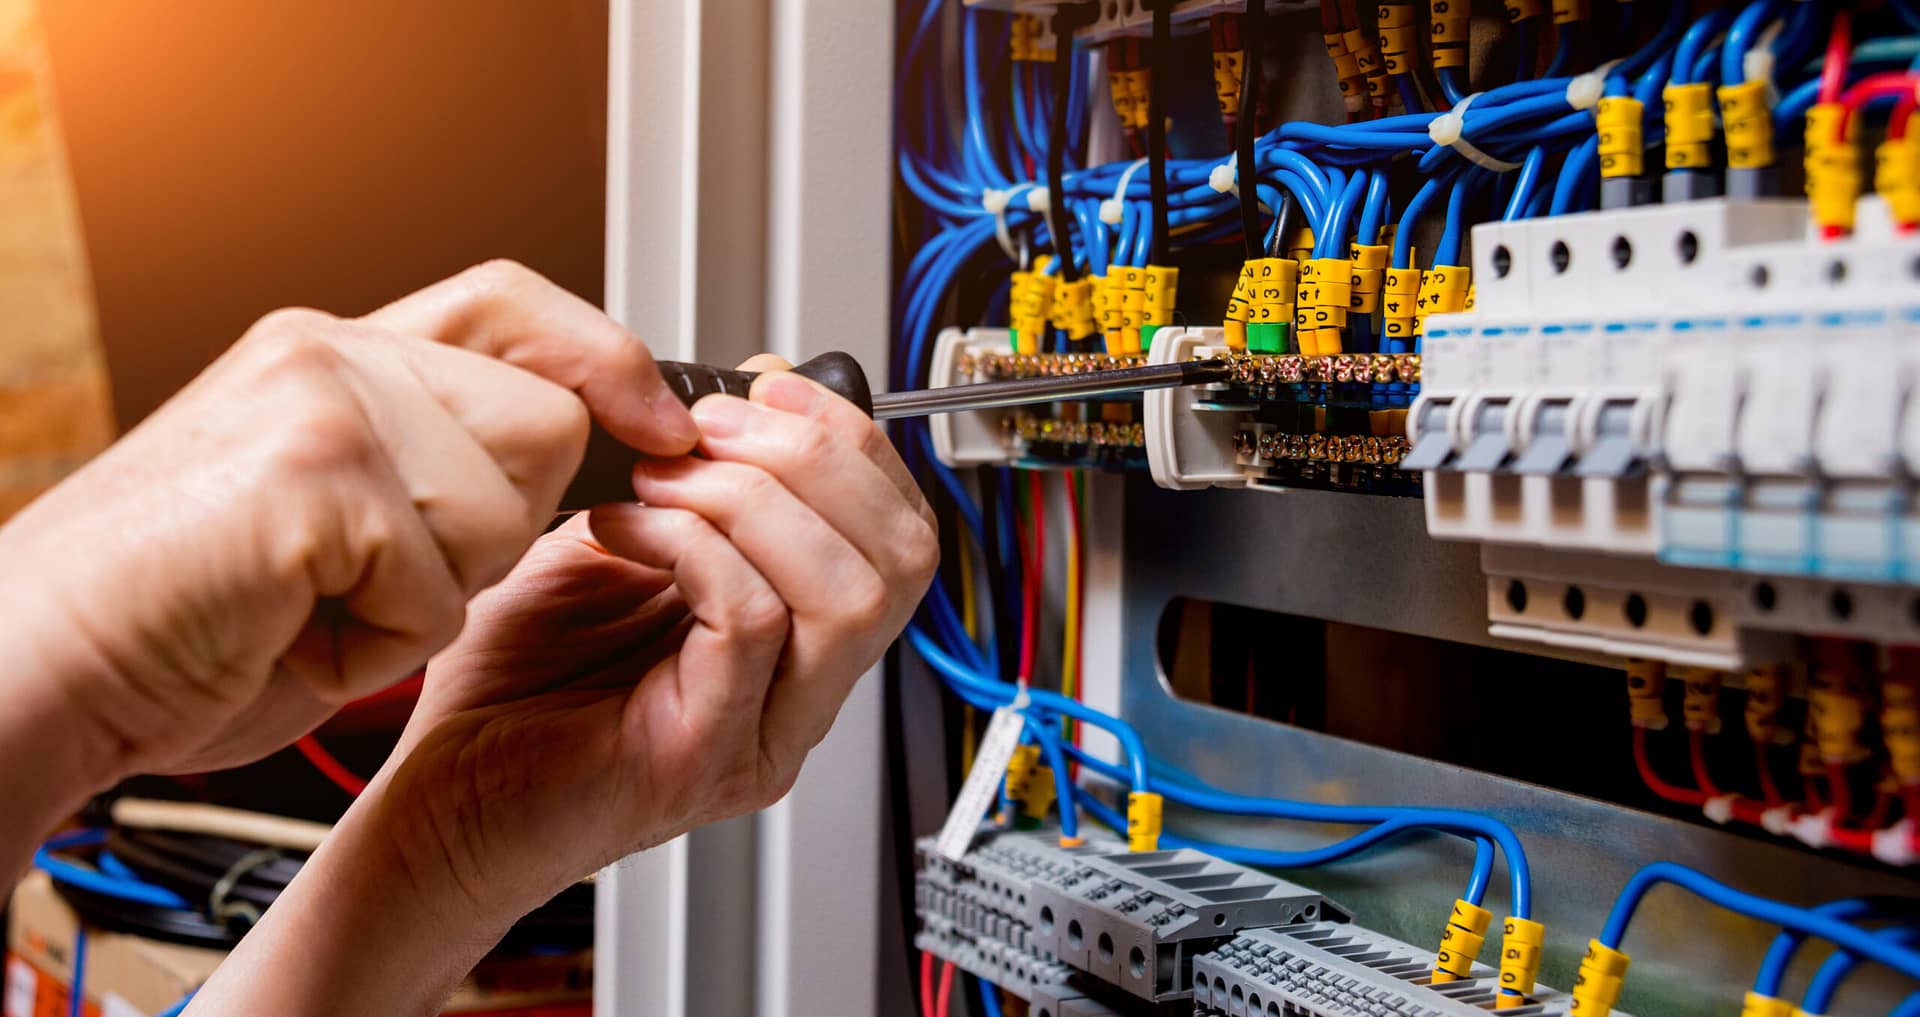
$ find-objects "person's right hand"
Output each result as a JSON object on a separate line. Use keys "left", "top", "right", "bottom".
{"left": 0, "top": 261, "right": 699, "bottom": 789}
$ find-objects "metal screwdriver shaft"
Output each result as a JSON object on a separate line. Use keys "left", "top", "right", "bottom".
{"left": 869, "top": 358, "right": 1231, "bottom": 420}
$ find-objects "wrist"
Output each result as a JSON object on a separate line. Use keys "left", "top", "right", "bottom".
{"left": 0, "top": 582, "right": 129, "bottom": 880}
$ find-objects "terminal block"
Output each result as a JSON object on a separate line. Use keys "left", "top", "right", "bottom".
{"left": 915, "top": 832, "right": 1103, "bottom": 1001}
{"left": 927, "top": 328, "right": 1149, "bottom": 471}
{"left": 1191, "top": 922, "right": 1631, "bottom": 1017}
{"left": 960, "top": 0, "right": 1317, "bottom": 45}
{"left": 1414, "top": 196, "right": 1920, "bottom": 663}
{"left": 1143, "top": 328, "right": 1419, "bottom": 496}
{"left": 1026, "top": 844, "right": 1346, "bottom": 1003}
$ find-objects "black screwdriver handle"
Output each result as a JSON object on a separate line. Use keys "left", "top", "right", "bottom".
{"left": 654, "top": 351, "right": 874, "bottom": 418}
{"left": 562, "top": 351, "right": 875, "bottom": 510}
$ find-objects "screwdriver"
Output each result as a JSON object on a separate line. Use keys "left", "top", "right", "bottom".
{"left": 563, "top": 351, "right": 1230, "bottom": 508}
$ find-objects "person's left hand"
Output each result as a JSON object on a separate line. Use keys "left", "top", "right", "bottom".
{"left": 358, "top": 356, "right": 938, "bottom": 919}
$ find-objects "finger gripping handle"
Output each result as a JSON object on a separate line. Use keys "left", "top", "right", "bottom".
{"left": 654, "top": 352, "right": 874, "bottom": 418}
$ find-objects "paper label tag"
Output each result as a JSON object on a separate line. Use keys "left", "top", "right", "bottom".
{"left": 104, "top": 993, "right": 148, "bottom": 1017}
{"left": 934, "top": 706, "right": 1026, "bottom": 861}
{"left": 5, "top": 957, "right": 36, "bottom": 1017}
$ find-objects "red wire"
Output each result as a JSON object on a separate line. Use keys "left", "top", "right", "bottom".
{"left": 1905, "top": 785, "right": 1920, "bottom": 825}
{"left": 1687, "top": 731, "right": 1724, "bottom": 799}
{"left": 1827, "top": 761, "right": 1855, "bottom": 822}
{"left": 919, "top": 952, "right": 935, "bottom": 1017}
{"left": 1865, "top": 790, "right": 1893, "bottom": 831}
{"left": 295, "top": 735, "right": 368, "bottom": 797}
{"left": 935, "top": 961, "right": 957, "bottom": 1017}
{"left": 1633, "top": 727, "right": 1707, "bottom": 806}
{"left": 1836, "top": 72, "right": 1920, "bottom": 142}
{"left": 1018, "top": 471, "right": 1046, "bottom": 684}
{"left": 1820, "top": 8, "right": 1851, "bottom": 106}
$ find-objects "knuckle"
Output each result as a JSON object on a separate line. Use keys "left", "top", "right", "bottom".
{"left": 776, "top": 415, "right": 838, "bottom": 468}
{"left": 462, "top": 258, "right": 546, "bottom": 302}
{"left": 274, "top": 388, "right": 377, "bottom": 476}
{"left": 244, "top": 310, "right": 348, "bottom": 374}
{"left": 844, "top": 573, "right": 892, "bottom": 630}
{"left": 732, "top": 587, "right": 791, "bottom": 643}
{"left": 900, "top": 517, "right": 941, "bottom": 588}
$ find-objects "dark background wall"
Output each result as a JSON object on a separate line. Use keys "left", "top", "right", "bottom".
{"left": 40, "top": 1, "right": 608, "bottom": 428}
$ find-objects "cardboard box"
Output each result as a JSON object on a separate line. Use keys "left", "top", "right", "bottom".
{"left": 6, "top": 873, "right": 590, "bottom": 1017}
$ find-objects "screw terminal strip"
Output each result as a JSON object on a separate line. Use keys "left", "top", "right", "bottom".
{"left": 1191, "top": 923, "right": 1628, "bottom": 1017}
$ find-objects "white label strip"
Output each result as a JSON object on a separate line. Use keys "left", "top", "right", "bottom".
{"left": 933, "top": 705, "right": 1026, "bottom": 861}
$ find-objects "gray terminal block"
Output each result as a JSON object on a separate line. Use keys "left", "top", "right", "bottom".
{"left": 1026, "top": 847, "right": 1346, "bottom": 1003}
{"left": 1191, "top": 922, "right": 1631, "bottom": 1017}
{"left": 914, "top": 832, "right": 1117, "bottom": 1001}
{"left": 1027, "top": 981, "right": 1132, "bottom": 1017}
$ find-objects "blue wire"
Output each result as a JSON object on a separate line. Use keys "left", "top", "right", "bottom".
{"left": 978, "top": 976, "right": 1005, "bottom": 1017}
{"left": 1898, "top": 992, "right": 1920, "bottom": 1017}
{"left": 1318, "top": 170, "right": 1368, "bottom": 258}
{"left": 1069, "top": 778, "right": 1498, "bottom": 908}
{"left": 1358, "top": 170, "right": 1391, "bottom": 246}
{"left": 1723, "top": 0, "right": 1784, "bottom": 86}
{"left": 1601, "top": 862, "right": 1920, "bottom": 981}
{"left": 1062, "top": 741, "right": 1530, "bottom": 917}
{"left": 1025, "top": 711, "right": 1079, "bottom": 840}
{"left": 1438, "top": 67, "right": 1468, "bottom": 106}
{"left": 1545, "top": 27, "right": 1576, "bottom": 78}
{"left": 1436, "top": 170, "right": 1481, "bottom": 267}
{"left": 1393, "top": 169, "right": 1458, "bottom": 269}
{"left": 1670, "top": 7, "right": 1733, "bottom": 87}
{"left": 155, "top": 995, "right": 196, "bottom": 1017}
{"left": 1503, "top": 145, "right": 1549, "bottom": 221}
{"left": 1551, "top": 135, "right": 1600, "bottom": 215}
{"left": 1802, "top": 927, "right": 1920, "bottom": 1015}
{"left": 1753, "top": 898, "right": 1900, "bottom": 997}
{"left": 1899, "top": 0, "right": 1920, "bottom": 34}
{"left": 35, "top": 830, "right": 192, "bottom": 909}
{"left": 69, "top": 925, "right": 87, "bottom": 1017}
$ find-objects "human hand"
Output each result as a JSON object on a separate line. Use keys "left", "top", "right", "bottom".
{"left": 0, "top": 261, "right": 699, "bottom": 803}
{"left": 361, "top": 357, "right": 938, "bottom": 918}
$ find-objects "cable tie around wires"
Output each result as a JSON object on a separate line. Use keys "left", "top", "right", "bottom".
{"left": 1746, "top": 18, "right": 1784, "bottom": 104}
{"left": 1759, "top": 804, "right": 1795, "bottom": 836}
{"left": 1209, "top": 156, "right": 1240, "bottom": 196}
{"left": 207, "top": 847, "right": 281, "bottom": 930}
{"left": 983, "top": 184, "right": 1036, "bottom": 261}
{"left": 1428, "top": 93, "right": 1523, "bottom": 172}
{"left": 1102, "top": 159, "right": 1151, "bottom": 225}
{"left": 1568, "top": 60, "right": 1622, "bottom": 111}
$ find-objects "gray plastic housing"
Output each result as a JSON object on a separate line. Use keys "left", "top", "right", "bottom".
{"left": 1026, "top": 846, "right": 1346, "bottom": 1003}
{"left": 913, "top": 832, "right": 1107, "bottom": 1001}
{"left": 1191, "top": 922, "right": 1632, "bottom": 1017}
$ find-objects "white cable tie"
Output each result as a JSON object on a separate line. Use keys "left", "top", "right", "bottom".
{"left": 1026, "top": 186, "right": 1050, "bottom": 214}
{"left": 983, "top": 184, "right": 1039, "bottom": 262}
{"left": 1010, "top": 688, "right": 1031, "bottom": 711}
{"left": 1101, "top": 158, "right": 1150, "bottom": 225}
{"left": 1789, "top": 811, "right": 1833, "bottom": 849}
{"left": 1748, "top": 17, "right": 1785, "bottom": 106}
{"left": 1758, "top": 804, "right": 1796, "bottom": 836}
{"left": 1428, "top": 93, "right": 1522, "bottom": 172}
{"left": 1567, "top": 59, "right": 1621, "bottom": 112}
{"left": 1209, "top": 157, "right": 1239, "bottom": 195}
{"left": 1871, "top": 819, "right": 1917, "bottom": 866}
{"left": 1701, "top": 795, "right": 1736, "bottom": 825}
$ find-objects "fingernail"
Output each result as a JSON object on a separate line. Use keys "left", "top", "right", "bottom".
{"left": 691, "top": 395, "right": 759, "bottom": 439}
{"left": 757, "top": 371, "right": 825, "bottom": 416}
{"left": 649, "top": 386, "right": 702, "bottom": 446}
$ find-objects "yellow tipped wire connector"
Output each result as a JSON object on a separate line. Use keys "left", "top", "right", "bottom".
{"left": 1009, "top": 14, "right": 1054, "bottom": 63}
{"left": 1383, "top": 266, "right": 1421, "bottom": 342}
{"left": 1050, "top": 273, "right": 1099, "bottom": 348}
{"left": 1741, "top": 990, "right": 1796, "bottom": 1017}
{"left": 1247, "top": 257, "right": 1298, "bottom": 354}
{"left": 1010, "top": 256, "right": 1055, "bottom": 354}
{"left": 1625, "top": 659, "right": 1669, "bottom": 730}
{"left": 1662, "top": 82, "right": 1715, "bottom": 171}
{"left": 1495, "top": 917, "right": 1546, "bottom": 1006}
{"left": 1141, "top": 264, "right": 1179, "bottom": 352}
{"left": 1596, "top": 96, "right": 1645, "bottom": 179}
{"left": 1566, "top": 940, "right": 1630, "bottom": 1017}
{"left": 1884, "top": 671, "right": 1920, "bottom": 787}
{"left": 1299, "top": 257, "right": 1352, "bottom": 355}
{"left": 1022, "top": 765, "right": 1058, "bottom": 821}
{"left": 1745, "top": 664, "right": 1791, "bottom": 745}
{"left": 1376, "top": 2, "right": 1418, "bottom": 81}
{"left": 1429, "top": 0, "right": 1470, "bottom": 72}
{"left": 1805, "top": 102, "right": 1861, "bottom": 234}
{"left": 1321, "top": 28, "right": 1367, "bottom": 115}
{"left": 1004, "top": 744, "right": 1041, "bottom": 803}
{"left": 1431, "top": 898, "right": 1492, "bottom": 983}
{"left": 1415, "top": 264, "right": 1470, "bottom": 334}
{"left": 1876, "top": 112, "right": 1920, "bottom": 229}
{"left": 1677, "top": 666, "right": 1723, "bottom": 735}
{"left": 1126, "top": 791, "right": 1163, "bottom": 852}
{"left": 1719, "top": 79, "right": 1774, "bottom": 171}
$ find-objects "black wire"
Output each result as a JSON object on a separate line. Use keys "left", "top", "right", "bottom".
{"left": 977, "top": 468, "right": 1018, "bottom": 682}
{"left": 1147, "top": 1, "right": 1173, "bottom": 265}
{"left": 1266, "top": 190, "right": 1295, "bottom": 259}
{"left": 1237, "top": 0, "right": 1264, "bottom": 260}
{"left": 1047, "top": 9, "right": 1081, "bottom": 283}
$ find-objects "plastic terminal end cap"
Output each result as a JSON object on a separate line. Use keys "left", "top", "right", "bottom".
{"left": 1759, "top": 805, "right": 1795, "bottom": 837}
{"left": 1789, "top": 812, "right": 1834, "bottom": 849}
{"left": 1701, "top": 795, "right": 1737, "bottom": 825}
{"left": 1871, "top": 819, "right": 1917, "bottom": 866}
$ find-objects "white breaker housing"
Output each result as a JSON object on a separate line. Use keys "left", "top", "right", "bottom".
{"left": 1416, "top": 196, "right": 1920, "bottom": 665}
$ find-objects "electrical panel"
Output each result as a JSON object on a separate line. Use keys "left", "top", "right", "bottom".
{"left": 892, "top": 2, "right": 1920, "bottom": 1017}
